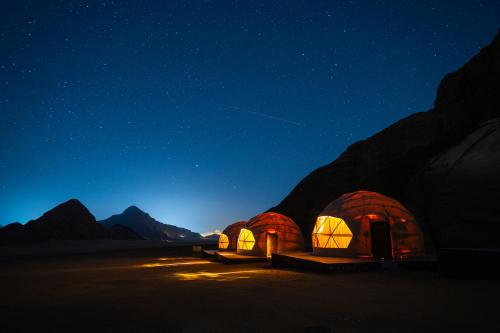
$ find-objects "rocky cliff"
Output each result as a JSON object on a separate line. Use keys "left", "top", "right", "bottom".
{"left": 271, "top": 30, "right": 500, "bottom": 248}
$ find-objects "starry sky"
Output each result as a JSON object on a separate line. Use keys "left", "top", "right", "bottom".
{"left": 1, "top": 1, "right": 499, "bottom": 233}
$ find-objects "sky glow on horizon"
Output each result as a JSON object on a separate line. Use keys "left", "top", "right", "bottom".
{"left": 1, "top": 1, "right": 499, "bottom": 233}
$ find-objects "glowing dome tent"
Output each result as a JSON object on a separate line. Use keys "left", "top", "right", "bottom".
{"left": 312, "top": 191, "right": 425, "bottom": 259}
{"left": 218, "top": 221, "right": 246, "bottom": 250}
{"left": 237, "top": 212, "right": 304, "bottom": 257}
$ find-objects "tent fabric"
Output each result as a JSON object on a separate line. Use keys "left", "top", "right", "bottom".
{"left": 237, "top": 212, "right": 304, "bottom": 256}
{"left": 313, "top": 191, "right": 425, "bottom": 259}
{"left": 422, "top": 118, "right": 500, "bottom": 247}
{"left": 219, "top": 221, "right": 246, "bottom": 250}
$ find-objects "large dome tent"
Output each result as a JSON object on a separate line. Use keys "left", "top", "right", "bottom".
{"left": 312, "top": 191, "right": 425, "bottom": 260}
{"left": 237, "top": 212, "right": 304, "bottom": 257}
{"left": 421, "top": 118, "right": 500, "bottom": 248}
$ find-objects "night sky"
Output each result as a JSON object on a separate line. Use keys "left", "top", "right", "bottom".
{"left": 1, "top": 1, "right": 499, "bottom": 233}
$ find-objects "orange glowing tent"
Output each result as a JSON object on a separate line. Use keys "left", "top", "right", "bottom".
{"left": 218, "top": 221, "right": 246, "bottom": 250}
{"left": 312, "top": 191, "right": 425, "bottom": 260}
{"left": 237, "top": 212, "right": 304, "bottom": 257}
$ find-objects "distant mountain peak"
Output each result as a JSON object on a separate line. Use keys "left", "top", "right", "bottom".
{"left": 41, "top": 198, "right": 94, "bottom": 221}
{"left": 123, "top": 205, "right": 146, "bottom": 215}
{"left": 58, "top": 198, "right": 86, "bottom": 209}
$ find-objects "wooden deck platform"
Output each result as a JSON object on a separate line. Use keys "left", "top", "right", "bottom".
{"left": 272, "top": 252, "right": 438, "bottom": 273}
{"left": 215, "top": 251, "right": 268, "bottom": 264}
{"left": 272, "top": 252, "right": 382, "bottom": 272}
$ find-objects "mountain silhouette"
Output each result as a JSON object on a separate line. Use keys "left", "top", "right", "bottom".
{"left": 0, "top": 199, "right": 142, "bottom": 245}
{"left": 202, "top": 233, "right": 221, "bottom": 240}
{"left": 271, "top": 30, "right": 500, "bottom": 249}
{"left": 99, "top": 206, "right": 203, "bottom": 241}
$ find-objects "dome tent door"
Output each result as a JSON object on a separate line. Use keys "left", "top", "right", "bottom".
{"left": 266, "top": 232, "right": 278, "bottom": 257}
{"left": 370, "top": 221, "right": 392, "bottom": 259}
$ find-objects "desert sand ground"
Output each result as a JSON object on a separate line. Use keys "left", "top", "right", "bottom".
{"left": 1, "top": 247, "right": 499, "bottom": 333}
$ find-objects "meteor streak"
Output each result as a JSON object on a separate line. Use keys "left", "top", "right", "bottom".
{"left": 219, "top": 104, "right": 306, "bottom": 127}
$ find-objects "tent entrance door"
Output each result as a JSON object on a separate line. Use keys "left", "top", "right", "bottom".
{"left": 370, "top": 221, "right": 392, "bottom": 259}
{"left": 266, "top": 233, "right": 278, "bottom": 258}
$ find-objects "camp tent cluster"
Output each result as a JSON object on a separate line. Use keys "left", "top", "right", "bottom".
{"left": 219, "top": 191, "right": 425, "bottom": 260}
{"left": 219, "top": 212, "right": 304, "bottom": 257}
{"left": 218, "top": 221, "right": 246, "bottom": 250}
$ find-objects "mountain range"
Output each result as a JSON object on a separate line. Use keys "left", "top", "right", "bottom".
{"left": 98, "top": 206, "right": 203, "bottom": 241}
{"left": 0, "top": 199, "right": 205, "bottom": 245}
{"left": 0, "top": 199, "right": 142, "bottom": 245}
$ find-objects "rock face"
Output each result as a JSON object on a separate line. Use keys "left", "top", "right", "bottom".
{"left": 99, "top": 206, "right": 203, "bottom": 241}
{"left": 271, "top": 30, "right": 500, "bottom": 248}
{"left": 0, "top": 199, "right": 142, "bottom": 245}
{"left": 434, "top": 31, "right": 500, "bottom": 147}
{"left": 418, "top": 118, "right": 500, "bottom": 248}
{"left": 108, "top": 224, "right": 144, "bottom": 240}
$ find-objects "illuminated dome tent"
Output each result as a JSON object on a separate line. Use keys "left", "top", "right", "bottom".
{"left": 312, "top": 191, "right": 425, "bottom": 260}
{"left": 237, "top": 212, "right": 304, "bottom": 257}
{"left": 218, "top": 221, "right": 246, "bottom": 250}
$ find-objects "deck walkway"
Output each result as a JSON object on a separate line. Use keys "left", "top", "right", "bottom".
{"left": 272, "top": 252, "right": 438, "bottom": 272}
{"left": 215, "top": 251, "right": 268, "bottom": 264}
{"left": 272, "top": 252, "right": 381, "bottom": 272}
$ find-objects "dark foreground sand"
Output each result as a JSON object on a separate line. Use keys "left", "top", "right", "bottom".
{"left": 1, "top": 247, "right": 499, "bottom": 333}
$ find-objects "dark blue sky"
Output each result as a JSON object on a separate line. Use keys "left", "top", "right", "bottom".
{"left": 1, "top": 1, "right": 499, "bottom": 233}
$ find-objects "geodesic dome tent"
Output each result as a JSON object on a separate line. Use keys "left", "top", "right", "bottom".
{"left": 312, "top": 191, "right": 425, "bottom": 259}
{"left": 237, "top": 212, "right": 304, "bottom": 257}
{"left": 218, "top": 221, "right": 246, "bottom": 250}
{"left": 422, "top": 118, "right": 500, "bottom": 248}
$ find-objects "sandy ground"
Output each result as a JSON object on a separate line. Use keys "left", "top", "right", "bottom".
{"left": 1, "top": 248, "right": 499, "bottom": 333}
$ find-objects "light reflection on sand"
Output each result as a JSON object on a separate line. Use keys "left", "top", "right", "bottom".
{"left": 174, "top": 270, "right": 262, "bottom": 281}
{"left": 138, "top": 259, "right": 213, "bottom": 268}
{"left": 155, "top": 257, "right": 196, "bottom": 261}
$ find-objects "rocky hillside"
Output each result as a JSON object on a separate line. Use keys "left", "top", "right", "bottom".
{"left": 0, "top": 199, "right": 142, "bottom": 245}
{"left": 271, "top": 30, "right": 500, "bottom": 248}
{"left": 99, "top": 206, "right": 203, "bottom": 241}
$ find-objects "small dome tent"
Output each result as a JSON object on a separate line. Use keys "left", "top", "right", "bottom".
{"left": 218, "top": 221, "right": 246, "bottom": 250}
{"left": 237, "top": 212, "right": 304, "bottom": 257}
{"left": 312, "top": 191, "right": 425, "bottom": 259}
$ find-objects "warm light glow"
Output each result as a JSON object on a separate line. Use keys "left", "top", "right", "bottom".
{"left": 312, "top": 216, "right": 353, "bottom": 249}
{"left": 138, "top": 260, "right": 212, "bottom": 268}
{"left": 237, "top": 228, "right": 255, "bottom": 251}
{"left": 218, "top": 233, "right": 229, "bottom": 249}
{"left": 156, "top": 257, "right": 195, "bottom": 261}
{"left": 175, "top": 270, "right": 261, "bottom": 281}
